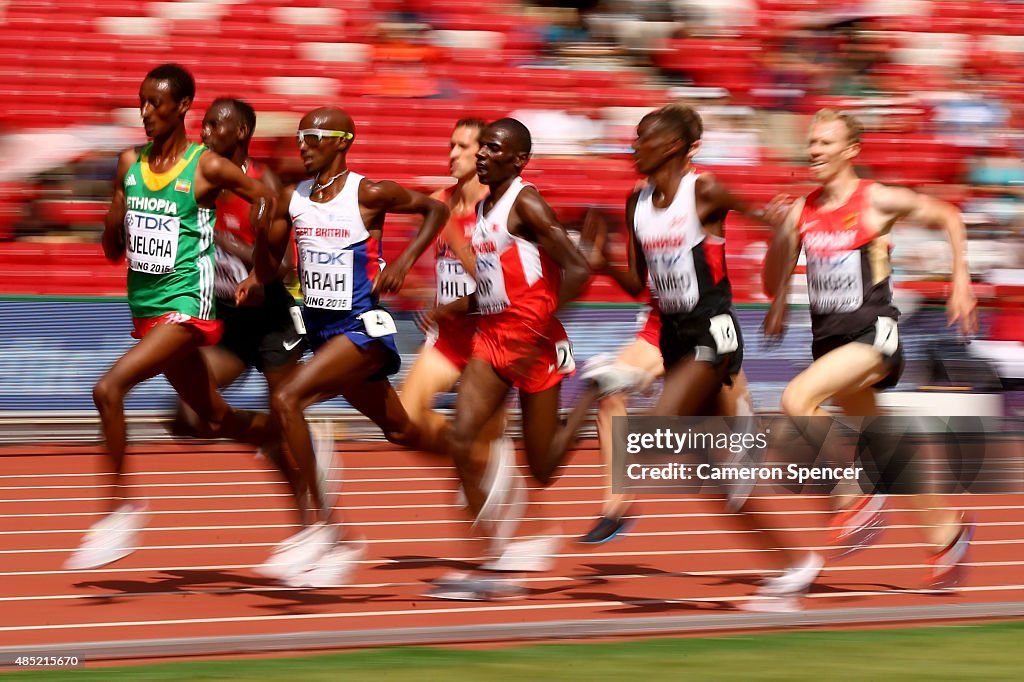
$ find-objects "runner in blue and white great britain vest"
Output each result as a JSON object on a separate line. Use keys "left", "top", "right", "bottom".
{"left": 290, "top": 171, "right": 400, "bottom": 377}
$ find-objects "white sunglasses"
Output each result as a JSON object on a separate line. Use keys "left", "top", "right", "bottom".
{"left": 296, "top": 128, "right": 354, "bottom": 146}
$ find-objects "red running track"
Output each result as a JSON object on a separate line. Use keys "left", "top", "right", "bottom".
{"left": 0, "top": 440, "right": 1023, "bottom": 657}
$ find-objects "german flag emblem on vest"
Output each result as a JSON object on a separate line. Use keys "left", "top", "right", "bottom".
{"left": 174, "top": 179, "right": 192, "bottom": 193}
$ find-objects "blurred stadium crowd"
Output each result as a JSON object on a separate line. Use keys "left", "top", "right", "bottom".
{"left": 0, "top": 0, "right": 1022, "bottom": 319}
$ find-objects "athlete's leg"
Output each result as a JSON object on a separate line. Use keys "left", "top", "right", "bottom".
{"left": 260, "top": 358, "right": 308, "bottom": 521}
{"left": 833, "top": 385, "right": 962, "bottom": 553}
{"left": 71, "top": 325, "right": 206, "bottom": 570}
{"left": 782, "top": 345, "right": 896, "bottom": 566}
{"left": 399, "top": 344, "right": 461, "bottom": 454}
{"left": 169, "top": 344, "right": 247, "bottom": 436}
{"left": 713, "top": 369, "right": 754, "bottom": 418}
{"left": 163, "top": 349, "right": 276, "bottom": 447}
{"left": 445, "top": 359, "right": 513, "bottom": 514}
{"left": 520, "top": 384, "right": 562, "bottom": 483}
{"left": 781, "top": 343, "right": 889, "bottom": 418}
{"left": 270, "top": 336, "right": 391, "bottom": 524}
{"left": 342, "top": 379, "right": 419, "bottom": 448}
{"left": 595, "top": 339, "right": 665, "bottom": 515}
{"left": 782, "top": 344, "right": 889, "bottom": 498}
{"left": 652, "top": 356, "right": 728, "bottom": 418}
{"left": 92, "top": 323, "right": 205, "bottom": 508}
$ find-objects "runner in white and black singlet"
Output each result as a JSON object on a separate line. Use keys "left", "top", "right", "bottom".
{"left": 585, "top": 104, "right": 815, "bottom": 611}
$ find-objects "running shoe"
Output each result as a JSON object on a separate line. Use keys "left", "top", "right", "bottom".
{"left": 928, "top": 517, "right": 975, "bottom": 591}
{"left": 581, "top": 354, "right": 651, "bottom": 397}
{"left": 256, "top": 522, "right": 338, "bottom": 580}
{"left": 426, "top": 573, "right": 526, "bottom": 601}
{"left": 757, "top": 552, "right": 824, "bottom": 597}
{"left": 286, "top": 540, "right": 366, "bottom": 589}
{"left": 482, "top": 535, "right": 560, "bottom": 573}
{"left": 830, "top": 495, "right": 886, "bottom": 558}
{"left": 64, "top": 501, "right": 148, "bottom": 570}
{"left": 578, "top": 513, "right": 632, "bottom": 544}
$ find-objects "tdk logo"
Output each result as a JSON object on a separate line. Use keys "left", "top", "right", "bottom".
{"left": 136, "top": 215, "right": 176, "bottom": 231}
{"left": 305, "top": 250, "right": 346, "bottom": 265}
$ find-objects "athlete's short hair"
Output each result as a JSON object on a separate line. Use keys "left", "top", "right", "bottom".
{"left": 489, "top": 118, "right": 532, "bottom": 156}
{"left": 145, "top": 64, "right": 196, "bottom": 103}
{"left": 454, "top": 118, "right": 486, "bottom": 134}
{"left": 654, "top": 104, "right": 703, "bottom": 152}
{"left": 211, "top": 98, "right": 257, "bottom": 137}
{"left": 811, "top": 109, "right": 862, "bottom": 146}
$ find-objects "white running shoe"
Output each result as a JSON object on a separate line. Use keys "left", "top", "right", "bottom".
{"left": 285, "top": 540, "right": 366, "bottom": 588}
{"left": 426, "top": 573, "right": 526, "bottom": 601}
{"left": 65, "top": 502, "right": 148, "bottom": 570}
{"left": 256, "top": 522, "right": 338, "bottom": 580}
{"left": 310, "top": 419, "right": 339, "bottom": 514}
{"left": 481, "top": 535, "right": 560, "bottom": 573}
{"left": 758, "top": 552, "right": 824, "bottom": 597}
{"left": 580, "top": 353, "right": 615, "bottom": 387}
{"left": 582, "top": 355, "right": 651, "bottom": 397}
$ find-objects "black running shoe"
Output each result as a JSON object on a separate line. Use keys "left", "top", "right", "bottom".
{"left": 578, "top": 514, "right": 631, "bottom": 544}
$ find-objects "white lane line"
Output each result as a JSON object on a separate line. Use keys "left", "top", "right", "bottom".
{"left": 0, "top": 465, "right": 607, "bottom": 480}
{"left": 2, "top": 562, "right": 1023, "bottom": 603}
{"left": 0, "top": 487, "right": 611, "bottom": 502}
{"left": 4, "top": 538, "right": 1021, "bottom": 560}
{"left": 2, "top": 486, "right": 1022, "bottom": 507}
{"left": 0, "top": 473, "right": 606, "bottom": 490}
{"left": 1, "top": 583, "right": 1022, "bottom": 633}
{"left": 2, "top": 500, "right": 1022, "bottom": 515}
{"left": 4, "top": 545, "right": 1021, "bottom": 578}
{"left": 3, "top": 519, "right": 1024, "bottom": 538}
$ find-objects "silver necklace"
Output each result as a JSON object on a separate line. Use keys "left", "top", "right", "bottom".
{"left": 312, "top": 170, "right": 348, "bottom": 194}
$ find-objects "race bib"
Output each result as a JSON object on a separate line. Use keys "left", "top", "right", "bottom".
{"left": 555, "top": 338, "right": 576, "bottom": 374}
{"left": 647, "top": 250, "right": 699, "bottom": 314}
{"left": 436, "top": 257, "right": 476, "bottom": 305}
{"left": 806, "top": 251, "right": 863, "bottom": 314}
{"left": 213, "top": 245, "right": 249, "bottom": 299}
{"left": 300, "top": 248, "right": 353, "bottom": 310}
{"left": 708, "top": 313, "right": 739, "bottom": 355}
{"left": 358, "top": 309, "right": 398, "bottom": 338}
{"left": 873, "top": 316, "right": 899, "bottom": 357}
{"left": 474, "top": 251, "right": 510, "bottom": 315}
{"left": 289, "top": 306, "right": 307, "bottom": 335}
{"left": 125, "top": 210, "right": 179, "bottom": 275}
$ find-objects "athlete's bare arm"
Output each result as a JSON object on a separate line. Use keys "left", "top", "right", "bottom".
{"left": 591, "top": 190, "right": 648, "bottom": 297}
{"left": 196, "top": 152, "right": 275, "bottom": 243}
{"left": 430, "top": 187, "right": 477, "bottom": 276}
{"left": 694, "top": 172, "right": 759, "bottom": 235}
{"left": 761, "top": 198, "right": 804, "bottom": 337}
{"left": 761, "top": 191, "right": 798, "bottom": 296}
{"left": 361, "top": 180, "right": 450, "bottom": 295}
{"left": 512, "top": 186, "right": 589, "bottom": 308}
{"left": 416, "top": 295, "right": 472, "bottom": 334}
{"left": 869, "top": 184, "right": 978, "bottom": 335}
{"left": 101, "top": 149, "right": 138, "bottom": 262}
{"left": 252, "top": 184, "right": 296, "bottom": 286}
{"left": 215, "top": 166, "right": 293, "bottom": 279}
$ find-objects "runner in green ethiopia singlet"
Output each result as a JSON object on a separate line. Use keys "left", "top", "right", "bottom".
{"left": 123, "top": 142, "right": 216, "bottom": 320}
